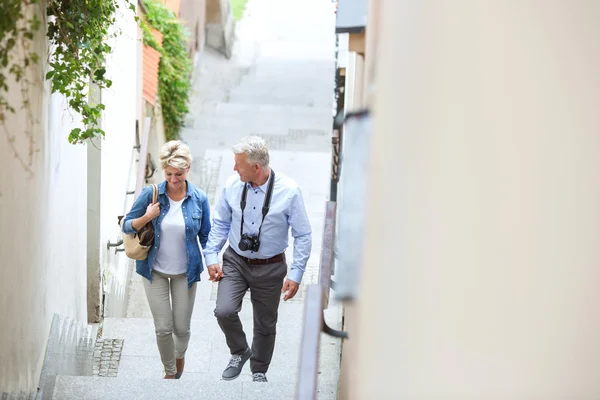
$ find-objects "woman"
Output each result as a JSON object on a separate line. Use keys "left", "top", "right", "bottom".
{"left": 122, "top": 140, "right": 211, "bottom": 379}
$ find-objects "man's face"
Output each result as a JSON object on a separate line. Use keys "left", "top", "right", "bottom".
{"left": 234, "top": 153, "right": 259, "bottom": 182}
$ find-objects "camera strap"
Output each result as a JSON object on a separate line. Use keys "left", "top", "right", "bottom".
{"left": 240, "top": 169, "right": 276, "bottom": 239}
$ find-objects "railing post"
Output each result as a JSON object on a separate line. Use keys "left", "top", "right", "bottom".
{"left": 319, "top": 201, "right": 337, "bottom": 308}
{"left": 296, "top": 285, "right": 324, "bottom": 400}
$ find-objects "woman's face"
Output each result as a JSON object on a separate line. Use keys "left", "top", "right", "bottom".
{"left": 164, "top": 165, "right": 189, "bottom": 190}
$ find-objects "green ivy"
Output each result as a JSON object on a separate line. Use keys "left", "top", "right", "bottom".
{"left": 142, "top": 0, "right": 191, "bottom": 141}
{"left": 0, "top": 0, "right": 137, "bottom": 145}
{"left": 46, "top": 0, "right": 136, "bottom": 143}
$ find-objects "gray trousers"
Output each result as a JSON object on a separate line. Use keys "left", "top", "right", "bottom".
{"left": 143, "top": 270, "right": 197, "bottom": 375}
{"left": 214, "top": 246, "right": 287, "bottom": 374}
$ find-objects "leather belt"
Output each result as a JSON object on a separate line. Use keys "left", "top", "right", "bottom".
{"left": 237, "top": 252, "right": 285, "bottom": 265}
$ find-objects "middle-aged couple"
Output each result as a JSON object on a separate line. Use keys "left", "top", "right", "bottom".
{"left": 122, "top": 135, "right": 312, "bottom": 382}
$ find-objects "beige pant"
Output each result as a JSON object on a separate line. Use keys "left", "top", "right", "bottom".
{"left": 143, "top": 270, "right": 197, "bottom": 375}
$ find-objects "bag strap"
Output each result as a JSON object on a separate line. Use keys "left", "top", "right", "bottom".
{"left": 151, "top": 184, "right": 158, "bottom": 204}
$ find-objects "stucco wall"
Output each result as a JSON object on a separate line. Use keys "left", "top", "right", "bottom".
{"left": 100, "top": 1, "right": 141, "bottom": 317}
{"left": 0, "top": 5, "right": 88, "bottom": 393}
{"left": 205, "top": 0, "right": 235, "bottom": 58}
{"left": 179, "top": 0, "right": 207, "bottom": 57}
{"left": 352, "top": 1, "right": 600, "bottom": 398}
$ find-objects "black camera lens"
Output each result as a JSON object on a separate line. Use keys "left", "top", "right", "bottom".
{"left": 239, "top": 238, "right": 250, "bottom": 251}
{"left": 239, "top": 234, "right": 260, "bottom": 252}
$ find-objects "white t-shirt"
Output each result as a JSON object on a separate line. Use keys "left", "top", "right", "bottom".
{"left": 153, "top": 197, "right": 187, "bottom": 275}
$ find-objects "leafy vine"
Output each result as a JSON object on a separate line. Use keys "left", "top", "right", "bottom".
{"left": 0, "top": 0, "right": 137, "bottom": 153}
{"left": 142, "top": 0, "right": 192, "bottom": 141}
{"left": 46, "top": 0, "right": 136, "bottom": 143}
{"left": 1, "top": 0, "right": 190, "bottom": 150}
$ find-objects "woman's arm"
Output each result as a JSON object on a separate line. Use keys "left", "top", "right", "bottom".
{"left": 122, "top": 187, "right": 160, "bottom": 234}
{"left": 198, "top": 195, "right": 212, "bottom": 248}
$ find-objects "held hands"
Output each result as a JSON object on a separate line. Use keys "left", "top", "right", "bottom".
{"left": 145, "top": 203, "right": 160, "bottom": 220}
{"left": 207, "top": 263, "right": 224, "bottom": 282}
{"left": 282, "top": 279, "right": 299, "bottom": 301}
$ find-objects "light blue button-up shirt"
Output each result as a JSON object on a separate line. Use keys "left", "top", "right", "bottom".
{"left": 204, "top": 171, "right": 312, "bottom": 283}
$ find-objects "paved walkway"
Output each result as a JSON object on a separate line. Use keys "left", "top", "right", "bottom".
{"left": 104, "top": 0, "right": 341, "bottom": 398}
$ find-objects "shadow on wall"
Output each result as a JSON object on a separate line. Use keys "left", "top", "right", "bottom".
{"left": 35, "top": 315, "right": 96, "bottom": 400}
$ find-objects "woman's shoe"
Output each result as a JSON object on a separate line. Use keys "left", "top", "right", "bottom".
{"left": 175, "top": 358, "right": 185, "bottom": 379}
{"left": 164, "top": 374, "right": 177, "bottom": 379}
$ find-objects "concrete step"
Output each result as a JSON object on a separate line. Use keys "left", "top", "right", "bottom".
{"left": 188, "top": 116, "right": 332, "bottom": 136}
{"left": 51, "top": 375, "right": 338, "bottom": 400}
{"left": 100, "top": 297, "right": 342, "bottom": 385}
{"left": 183, "top": 133, "right": 333, "bottom": 155}
{"left": 232, "top": 82, "right": 333, "bottom": 102}
{"left": 236, "top": 75, "right": 334, "bottom": 89}
{"left": 227, "top": 92, "right": 333, "bottom": 109}
{"left": 211, "top": 102, "right": 333, "bottom": 119}
{"left": 248, "top": 63, "right": 335, "bottom": 79}
{"left": 36, "top": 314, "right": 99, "bottom": 399}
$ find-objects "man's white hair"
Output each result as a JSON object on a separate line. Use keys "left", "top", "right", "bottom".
{"left": 232, "top": 135, "right": 270, "bottom": 167}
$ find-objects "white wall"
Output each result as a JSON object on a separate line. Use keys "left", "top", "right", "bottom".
{"left": 100, "top": 0, "right": 141, "bottom": 317}
{"left": 353, "top": 1, "right": 600, "bottom": 398}
{"left": 0, "top": 5, "right": 87, "bottom": 393}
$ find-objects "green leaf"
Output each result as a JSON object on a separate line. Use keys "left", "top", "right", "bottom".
{"left": 93, "top": 67, "right": 106, "bottom": 81}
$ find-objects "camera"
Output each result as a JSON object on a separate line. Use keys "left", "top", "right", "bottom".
{"left": 239, "top": 233, "right": 261, "bottom": 252}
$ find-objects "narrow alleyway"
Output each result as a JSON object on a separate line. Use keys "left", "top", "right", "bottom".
{"left": 51, "top": 0, "right": 340, "bottom": 398}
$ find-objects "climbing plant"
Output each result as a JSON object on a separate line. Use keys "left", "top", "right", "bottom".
{"left": 46, "top": 0, "right": 136, "bottom": 143}
{"left": 0, "top": 0, "right": 136, "bottom": 150}
{"left": 142, "top": 0, "right": 192, "bottom": 141}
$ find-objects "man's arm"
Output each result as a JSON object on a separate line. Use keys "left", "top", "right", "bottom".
{"left": 204, "top": 187, "right": 233, "bottom": 266}
{"left": 287, "top": 187, "right": 312, "bottom": 284}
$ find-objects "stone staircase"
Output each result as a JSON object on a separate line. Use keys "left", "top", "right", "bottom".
{"left": 44, "top": 0, "right": 341, "bottom": 397}
{"left": 48, "top": 296, "right": 343, "bottom": 399}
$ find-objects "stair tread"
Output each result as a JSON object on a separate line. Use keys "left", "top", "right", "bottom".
{"left": 52, "top": 375, "right": 338, "bottom": 400}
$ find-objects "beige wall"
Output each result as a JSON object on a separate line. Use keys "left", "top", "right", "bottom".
{"left": 0, "top": 5, "right": 88, "bottom": 392}
{"left": 179, "top": 0, "right": 207, "bottom": 57}
{"left": 206, "top": 0, "right": 227, "bottom": 24}
{"left": 100, "top": 1, "right": 144, "bottom": 318}
{"left": 337, "top": 47, "right": 366, "bottom": 400}
{"left": 205, "top": 0, "right": 235, "bottom": 58}
{"left": 349, "top": 1, "right": 600, "bottom": 398}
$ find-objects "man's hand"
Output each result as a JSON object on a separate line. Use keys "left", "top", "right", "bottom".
{"left": 281, "top": 279, "right": 299, "bottom": 301}
{"left": 207, "top": 263, "right": 224, "bottom": 282}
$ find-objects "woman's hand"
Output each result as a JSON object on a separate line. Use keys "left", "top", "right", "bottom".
{"left": 145, "top": 203, "right": 160, "bottom": 220}
{"left": 132, "top": 203, "right": 160, "bottom": 231}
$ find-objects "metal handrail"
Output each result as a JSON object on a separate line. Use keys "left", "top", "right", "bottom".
{"left": 318, "top": 201, "right": 337, "bottom": 308}
{"left": 297, "top": 285, "right": 324, "bottom": 400}
{"left": 296, "top": 201, "right": 347, "bottom": 400}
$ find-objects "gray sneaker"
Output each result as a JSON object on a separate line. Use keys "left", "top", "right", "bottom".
{"left": 252, "top": 373, "right": 268, "bottom": 382}
{"left": 222, "top": 348, "right": 252, "bottom": 381}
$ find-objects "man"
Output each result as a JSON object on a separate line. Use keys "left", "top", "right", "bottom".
{"left": 204, "top": 135, "right": 312, "bottom": 383}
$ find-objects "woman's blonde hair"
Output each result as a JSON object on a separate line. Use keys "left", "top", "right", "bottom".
{"left": 159, "top": 140, "right": 192, "bottom": 170}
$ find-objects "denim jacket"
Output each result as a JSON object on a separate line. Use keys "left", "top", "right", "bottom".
{"left": 122, "top": 180, "right": 211, "bottom": 287}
